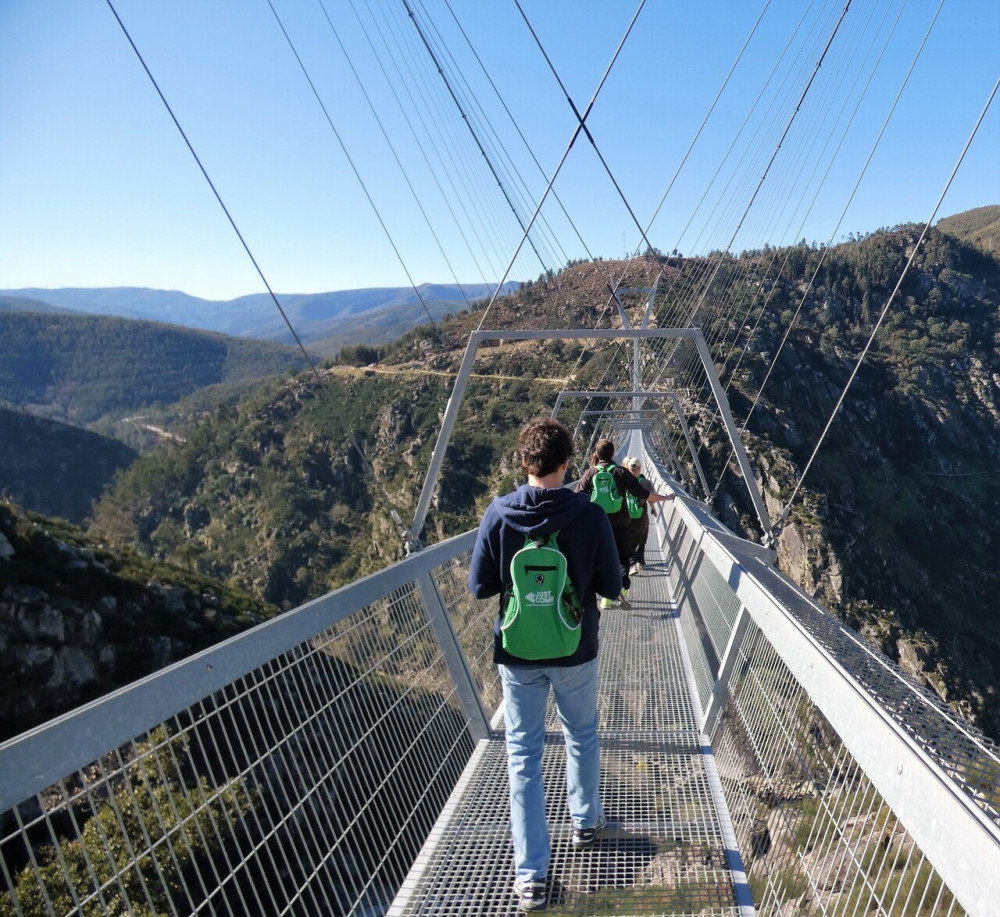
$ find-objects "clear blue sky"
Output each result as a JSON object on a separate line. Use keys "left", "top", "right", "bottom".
{"left": 1, "top": 0, "right": 998, "bottom": 302}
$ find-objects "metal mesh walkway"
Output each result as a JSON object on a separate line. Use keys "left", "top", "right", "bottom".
{"left": 389, "top": 533, "right": 746, "bottom": 916}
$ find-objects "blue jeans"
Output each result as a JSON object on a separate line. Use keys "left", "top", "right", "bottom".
{"left": 499, "top": 658, "right": 603, "bottom": 881}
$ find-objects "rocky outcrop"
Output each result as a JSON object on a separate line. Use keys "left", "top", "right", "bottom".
{"left": 0, "top": 500, "right": 273, "bottom": 742}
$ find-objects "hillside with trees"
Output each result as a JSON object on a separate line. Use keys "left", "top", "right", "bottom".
{"left": 84, "top": 220, "right": 1000, "bottom": 741}
{"left": 0, "top": 311, "right": 308, "bottom": 427}
{"left": 937, "top": 203, "right": 1000, "bottom": 254}
{"left": 0, "top": 500, "right": 274, "bottom": 740}
{"left": 0, "top": 407, "right": 137, "bottom": 524}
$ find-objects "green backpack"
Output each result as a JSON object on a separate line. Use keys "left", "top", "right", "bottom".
{"left": 500, "top": 530, "right": 583, "bottom": 660}
{"left": 626, "top": 474, "right": 647, "bottom": 519}
{"left": 590, "top": 462, "right": 623, "bottom": 513}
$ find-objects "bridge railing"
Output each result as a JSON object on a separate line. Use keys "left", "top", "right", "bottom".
{"left": 0, "top": 531, "right": 499, "bottom": 917}
{"left": 645, "top": 457, "right": 1000, "bottom": 917}
{"left": 2, "top": 460, "right": 998, "bottom": 915}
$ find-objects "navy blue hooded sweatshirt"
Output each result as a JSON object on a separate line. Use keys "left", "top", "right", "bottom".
{"left": 468, "top": 483, "right": 621, "bottom": 667}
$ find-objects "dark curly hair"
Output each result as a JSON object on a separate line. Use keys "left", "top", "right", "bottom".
{"left": 517, "top": 417, "right": 574, "bottom": 477}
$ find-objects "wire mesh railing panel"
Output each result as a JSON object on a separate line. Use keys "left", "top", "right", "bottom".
{"left": 0, "top": 543, "right": 478, "bottom": 917}
{"left": 713, "top": 620, "right": 965, "bottom": 916}
{"left": 662, "top": 509, "right": 718, "bottom": 714}
{"left": 767, "top": 586, "right": 1000, "bottom": 830}
{"left": 655, "top": 461, "right": 993, "bottom": 915}
{"left": 688, "top": 551, "right": 742, "bottom": 673}
{"left": 430, "top": 550, "right": 503, "bottom": 720}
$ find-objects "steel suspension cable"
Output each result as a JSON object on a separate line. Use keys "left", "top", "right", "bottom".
{"left": 648, "top": 1, "right": 852, "bottom": 390}
{"left": 720, "top": 0, "right": 897, "bottom": 376}
{"left": 689, "top": 0, "right": 897, "bottom": 392}
{"left": 350, "top": 0, "right": 510, "bottom": 283}
{"left": 370, "top": 0, "right": 523, "bottom": 275}
{"left": 642, "top": 1, "right": 772, "bottom": 251}
{"left": 658, "top": 0, "right": 821, "bottom": 284}
{"left": 744, "top": 0, "right": 942, "bottom": 432}
{"left": 775, "top": 72, "right": 1000, "bottom": 532}
{"left": 514, "top": 0, "right": 697, "bottom": 339}
{"left": 463, "top": 1, "right": 646, "bottom": 331}
{"left": 438, "top": 0, "right": 606, "bottom": 277}
{"left": 105, "top": 0, "right": 319, "bottom": 378}
{"left": 109, "top": 0, "right": 421, "bottom": 547}
{"left": 310, "top": 0, "right": 478, "bottom": 313}
{"left": 401, "top": 0, "right": 552, "bottom": 275}
{"left": 416, "top": 1, "right": 571, "bottom": 270}
{"left": 516, "top": 1, "right": 662, "bottom": 263}
{"left": 341, "top": 0, "right": 498, "bottom": 294}
{"left": 265, "top": 0, "right": 437, "bottom": 327}
{"left": 689, "top": 1, "right": 853, "bottom": 328}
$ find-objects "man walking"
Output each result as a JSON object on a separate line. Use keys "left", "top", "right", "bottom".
{"left": 468, "top": 418, "right": 621, "bottom": 910}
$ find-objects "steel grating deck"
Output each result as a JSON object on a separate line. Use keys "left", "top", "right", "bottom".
{"left": 389, "top": 531, "right": 747, "bottom": 916}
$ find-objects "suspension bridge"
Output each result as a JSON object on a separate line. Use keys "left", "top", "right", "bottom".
{"left": 1, "top": 0, "right": 999, "bottom": 914}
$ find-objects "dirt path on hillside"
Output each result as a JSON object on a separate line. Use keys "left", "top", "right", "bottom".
{"left": 325, "top": 364, "right": 567, "bottom": 385}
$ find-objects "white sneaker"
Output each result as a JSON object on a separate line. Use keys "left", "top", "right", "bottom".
{"left": 514, "top": 877, "right": 547, "bottom": 910}
{"left": 629, "top": 563, "right": 641, "bottom": 576}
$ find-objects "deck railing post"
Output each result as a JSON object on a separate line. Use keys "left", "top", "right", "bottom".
{"left": 410, "top": 332, "right": 483, "bottom": 548}
{"left": 701, "top": 604, "right": 751, "bottom": 738}
{"left": 417, "top": 572, "right": 491, "bottom": 742}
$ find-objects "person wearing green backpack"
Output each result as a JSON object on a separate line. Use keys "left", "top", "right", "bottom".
{"left": 624, "top": 456, "right": 657, "bottom": 575}
{"left": 576, "top": 439, "right": 675, "bottom": 608}
{"left": 468, "top": 418, "right": 621, "bottom": 910}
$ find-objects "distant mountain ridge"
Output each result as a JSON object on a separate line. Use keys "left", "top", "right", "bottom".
{"left": 0, "top": 282, "right": 518, "bottom": 354}
{"left": 0, "top": 295, "right": 78, "bottom": 315}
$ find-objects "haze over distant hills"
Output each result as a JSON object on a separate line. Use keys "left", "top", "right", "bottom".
{"left": 0, "top": 282, "right": 518, "bottom": 355}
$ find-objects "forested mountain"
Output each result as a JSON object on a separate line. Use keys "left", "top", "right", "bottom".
{"left": 85, "top": 219, "right": 1000, "bottom": 741}
{"left": 0, "top": 407, "right": 137, "bottom": 524}
{"left": 936, "top": 203, "right": 1000, "bottom": 253}
{"left": 0, "top": 311, "right": 306, "bottom": 426}
{"left": 0, "top": 283, "right": 517, "bottom": 355}
{"left": 88, "top": 365, "right": 558, "bottom": 606}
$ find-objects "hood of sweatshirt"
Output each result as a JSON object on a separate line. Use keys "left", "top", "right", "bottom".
{"left": 491, "top": 483, "right": 591, "bottom": 537}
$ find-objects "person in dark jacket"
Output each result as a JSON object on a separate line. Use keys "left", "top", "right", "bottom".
{"left": 624, "top": 456, "right": 657, "bottom": 574}
{"left": 468, "top": 418, "right": 620, "bottom": 911}
{"left": 576, "top": 439, "right": 675, "bottom": 608}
